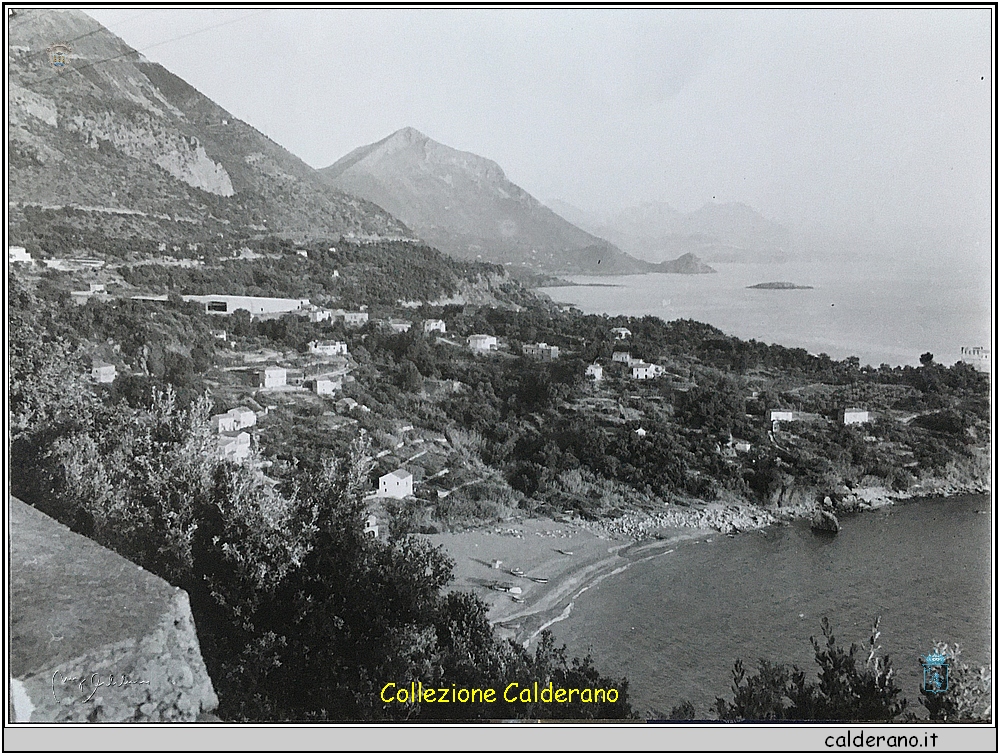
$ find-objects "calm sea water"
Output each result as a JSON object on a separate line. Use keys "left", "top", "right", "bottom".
{"left": 540, "top": 258, "right": 991, "bottom": 368}
{"left": 550, "top": 496, "right": 992, "bottom": 717}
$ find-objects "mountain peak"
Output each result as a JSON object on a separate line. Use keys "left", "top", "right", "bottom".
{"left": 387, "top": 126, "right": 429, "bottom": 144}
{"left": 320, "top": 132, "right": 648, "bottom": 274}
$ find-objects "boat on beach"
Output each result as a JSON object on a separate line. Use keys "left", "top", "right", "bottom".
{"left": 509, "top": 567, "right": 525, "bottom": 577}
{"left": 556, "top": 549, "right": 574, "bottom": 556}
{"left": 528, "top": 576, "right": 548, "bottom": 584}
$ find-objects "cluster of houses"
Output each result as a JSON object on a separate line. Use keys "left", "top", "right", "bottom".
{"left": 611, "top": 351, "right": 666, "bottom": 380}
{"left": 211, "top": 406, "right": 257, "bottom": 462}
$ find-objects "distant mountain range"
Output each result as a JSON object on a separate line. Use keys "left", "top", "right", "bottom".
{"left": 320, "top": 128, "right": 712, "bottom": 276}
{"left": 8, "top": 9, "right": 408, "bottom": 245}
{"left": 547, "top": 199, "right": 790, "bottom": 264}
{"left": 8, "top": 9, "right": 718, "bottom": 278}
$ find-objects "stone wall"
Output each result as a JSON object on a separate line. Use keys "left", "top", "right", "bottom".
{"left": 9, "top": 497, "right": 218, "bottom": 722}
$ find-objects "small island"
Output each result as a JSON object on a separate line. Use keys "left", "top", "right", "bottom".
{"left": 747, "top": 281, "right": 814, "bottom": 290}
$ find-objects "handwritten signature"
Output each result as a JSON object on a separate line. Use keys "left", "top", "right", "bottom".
{"left": 51, "top": 671, "right": 150, "bottom": 703}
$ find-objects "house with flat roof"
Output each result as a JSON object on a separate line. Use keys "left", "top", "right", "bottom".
{"left": 586, "top": 363, "right": 603, "bottom": 382}
{"left": 313, "top": 377, "right": 342, "bottom": 396}
{"left": 468, "top": 334, "right": 498, "bottom": 353}
{"left": 8, "top": 246, "right": 32, "bottom": 264}
{"left": 218, "top": 431, "right": 251, "bottom": 462}
{"left": 423, "top": 319, "right": 446, "bottom": 334}
{"left": 841, "top": 408, "right": 871, "bottom": 425}
{"left": 378, "top": 468, "right": 413, "bottom": 499}
{"left": 257, "top": 366, "right": 286, "bottom": 389}
{"left": 523, "top": 343, "right": 559, "bottom": 361}
{"left": 768, "top": 409, "right": 795, "bottom": 423}
{"left": 211, "top": 407, "right": 257, "bottom": 433}
{"left": 308, "top": 340, "right": 348, "bottom": 356}
{"left": 631, "top": 362, "right": 665, "bottom": 380}
{"left": 91, "top": 361, "right": 117, "bottom": 384}
{"left": 612, "top": 351, "right": 633, "bottom": 364}
{"left": 611, "top": 327, "right": 632, "bottom": 340}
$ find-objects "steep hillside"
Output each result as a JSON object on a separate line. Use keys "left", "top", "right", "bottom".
{"left": 548, "top": 200, "right": 789, "bottom": 264}
{"left": 7, "top": 9, "right": 409, "bottom": 251}
{"left": 320, "top": 128, "right": 649, "bottom": 275}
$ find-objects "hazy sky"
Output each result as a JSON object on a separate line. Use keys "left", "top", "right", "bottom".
{"left": 85, "top": 8, "right": 992, "bottom": 241}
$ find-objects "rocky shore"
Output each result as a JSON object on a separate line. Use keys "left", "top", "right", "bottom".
{"left": 596, "top": 503, "right": 778, "bottom": 540}
{"left": 588, "top": 472, "right": 990, "bottom": 543}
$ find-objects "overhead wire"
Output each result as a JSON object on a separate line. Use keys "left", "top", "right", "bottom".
{"left": 24, "top": 9, "right": 268, "bottom": 85}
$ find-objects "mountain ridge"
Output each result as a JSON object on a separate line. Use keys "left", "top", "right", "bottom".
{"left": 321, "top": 127, "right": 697, "bottom": 275}
{"left": 7, "top": 9, "right": 410, "bottom": 249}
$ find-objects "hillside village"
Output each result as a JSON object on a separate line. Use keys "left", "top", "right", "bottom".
{"left": 10, "top": 240, "right": 990, "bottom": 540}
{"left": 5, "top": 9, "right": 991, "bottom": 725}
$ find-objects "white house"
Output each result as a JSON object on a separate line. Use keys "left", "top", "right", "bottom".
{"left": 612, "top": 351, "right": 633, "bottom": 364}
{"left": 308, "top": 340, "right": 348, "bottom": 356}
{"left": 363, "top": 514, "right": 379, "bottom": 539}
{"left": 960, "top": 346, "right": 990, "bottom": 373}
{"left": 340, "top": 310, "right": 369, "bottom": 327}
{"left": 308, "top": 309, "right": 333, "bottom": 323}
{"left": 388, "top": 319, "right": 412, "bottom": 333}
{"left": 423, "top": 319, "right": 447, "bottom": 334}
{"left": 313, "top": 377, "right": 342, "bottom": 396}
{"left": 631, "top": 362, "right": 665, "bottom": 380}
{"left": 768, "top": 409, "right": 795, "bottom": 423}
{"left": 91, "top": 361, "right": 117, "bottom": 383}
{"left": 733, "top": 440, "right": 752, "bottom": 453}
{"left": 378, "top": 468, "right": 413, "bottom": 499}
{"left": 841, "top": 408, "right": 871, "bottom": 425}
{"left": 218, "top": 431, "right": 251, "bottom": 462}
{"left": 212, "top": 407, "right": 256, "bottom": 433}
{"left": 523, "top": 343, "right": 559, "bottom": 361}
{"left": 258, "top": 366, "right": 286, "bottom": 388}
{"left": 8, "top": 245, "right": 33, "bottom": 264}
{"left": 611, "top": 327, "right": 632, "bottom": 340}
{"left": 635, "top": 427, "right": 647, "bottom": 437}
{"left": 468, "top": 334, "right": 498, "bottom": 353}
{"left": 585, "top": 363, "right": 604, "bottom": 382}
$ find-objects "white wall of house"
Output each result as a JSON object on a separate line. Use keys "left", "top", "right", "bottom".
{"left": 378, "top": 470, "right": 413, "bottom": 499}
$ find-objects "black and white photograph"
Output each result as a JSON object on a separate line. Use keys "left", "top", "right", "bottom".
{"left": 5, "top": 5, "right": 995, "bottom": 749}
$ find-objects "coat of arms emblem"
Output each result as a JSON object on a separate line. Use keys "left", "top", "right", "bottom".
{"left": 47, "top": 43, "right": 71, "bottom": 68}
{"left": 921, "top": 650, "right": 949, "bottom": 694}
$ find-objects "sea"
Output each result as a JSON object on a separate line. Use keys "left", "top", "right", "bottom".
{"left": 548, "top": 495, "right": 993, "bottom": 718}
{"left": 539, "top": 256, "right": 992, "bottom": 368}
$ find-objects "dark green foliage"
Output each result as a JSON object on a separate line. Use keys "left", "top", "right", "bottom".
{"left": 919, "top": 643, "right": 992, "bottom": 722}
{"left": 714, "top": 618, "right": 907, "bottom": 722}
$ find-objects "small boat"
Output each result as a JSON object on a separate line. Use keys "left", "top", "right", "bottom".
{"left": 511, "top": 595, "right": 524, "bottom": 603}
{"left": 528, "top": 576, "right": 548, "bottom": 584}
{"left": 557, "top": 549, "right": 574, "bottom": 556}
{"left": 509, "top": 568, "right": 525, "bottom": 577}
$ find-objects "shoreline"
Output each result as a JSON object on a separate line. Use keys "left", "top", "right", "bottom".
{"left": 428, "top": 481, "right": 989, "bottom": 648}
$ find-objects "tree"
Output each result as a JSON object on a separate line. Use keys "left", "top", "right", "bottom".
{"left": 714, "top": 618, "right": 907, "bottom": 722}
{"left": 920, "top": 352, "right": 935, "bottom": 366}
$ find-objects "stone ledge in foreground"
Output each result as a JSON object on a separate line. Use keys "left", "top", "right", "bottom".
{"left": 9, "top": 496, "right": 219, "bottom": 722}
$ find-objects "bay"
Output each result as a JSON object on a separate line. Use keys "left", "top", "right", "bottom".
{"left": 539, "top": 257, "right": 991, "bottom": 368}
{"left": 549, "top": 495, "right": 992, "bottom": 718}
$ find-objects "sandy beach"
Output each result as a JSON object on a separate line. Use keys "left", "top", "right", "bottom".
{"left": 425, "top": 518, "right": 716, "bottom": 646}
